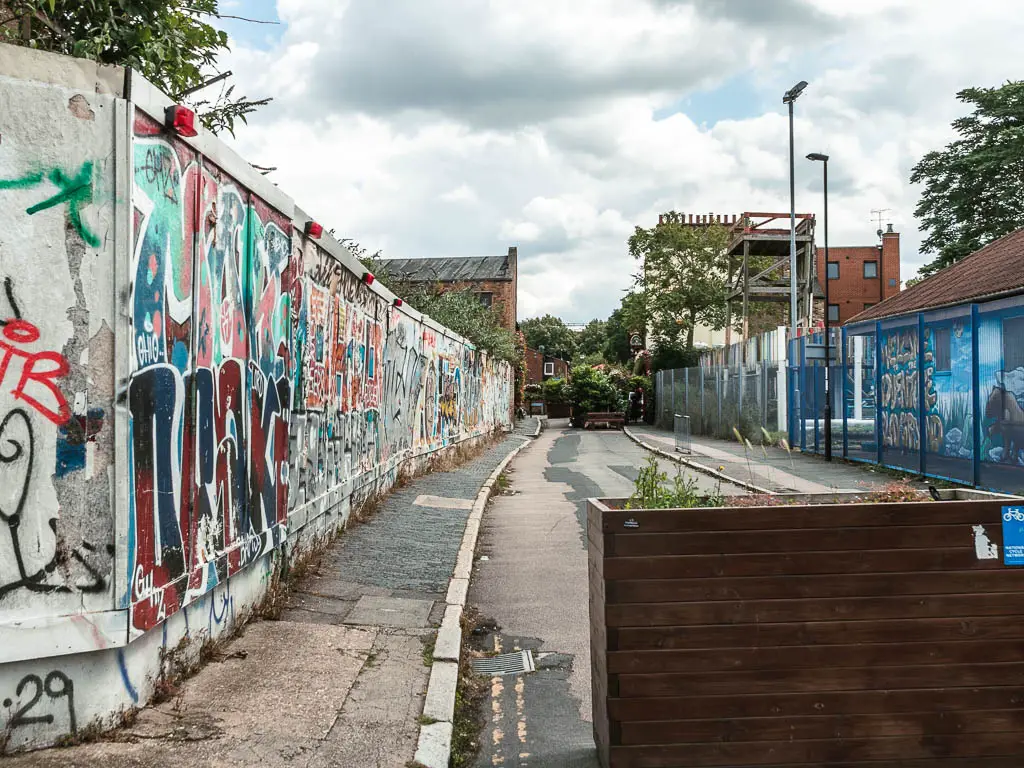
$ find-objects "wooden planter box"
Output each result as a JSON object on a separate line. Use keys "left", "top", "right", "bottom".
{"left": 588, "top": 490, "right": 1024, "bottom": 768}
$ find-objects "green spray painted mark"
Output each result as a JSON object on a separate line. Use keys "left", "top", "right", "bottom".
{"left": 0, "top": 162, "right": 100, "bottom": 247}
{"left": 0, "top": 171, "right": 45, "bottom": 190}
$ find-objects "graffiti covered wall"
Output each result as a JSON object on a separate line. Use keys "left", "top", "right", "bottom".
{"left": 0, "top": 50, "right": 512, "bottom": 752}
{"left": 0, "top": 73, "right": 120, "bottom": 658}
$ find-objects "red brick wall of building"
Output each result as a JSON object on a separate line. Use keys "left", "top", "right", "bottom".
{"left": 817, "top": 230, "right": 901, "bottom": 324}
{"left": 525, "top": 348, "right": 569, "bottom": 385}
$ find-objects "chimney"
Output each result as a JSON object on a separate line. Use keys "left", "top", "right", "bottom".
{"left": 689, "top": 214, "right": 693, "bottom": 224}
{"left": 881, "top": 225, "right": 900, "bottom": 301}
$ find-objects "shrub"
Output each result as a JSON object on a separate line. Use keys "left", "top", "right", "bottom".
{"left": 567, "top": 365, "right": 620, "bottom": 425}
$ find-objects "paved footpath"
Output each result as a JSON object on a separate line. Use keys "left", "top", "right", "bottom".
{"left": 628, "top": 423, "right": 931, "bottom": 494}
{"left": 5, "top": 419, "right": 538, "bottom": 768}
{"left": 469, "top": 421, "right": 742, "bottom": 768}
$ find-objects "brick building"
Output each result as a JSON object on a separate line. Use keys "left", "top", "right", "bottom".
{"left": 816, "top": 224, "right": 901, "bottom": 325}
{"left": 380, "top": 247, "right": 518, "bottom": 331}
{"left": 524, "top": 347, "right": 569, "bottom": 385}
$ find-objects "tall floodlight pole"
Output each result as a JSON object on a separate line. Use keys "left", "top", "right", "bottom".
{"left": 808, "top": 152, "right": 831, "bottom": 460}
{"left": 783, "top": 81, "right": 808, "bottom": 337}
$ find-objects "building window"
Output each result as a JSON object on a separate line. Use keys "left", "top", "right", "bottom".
{"left": 932, "top": 327, "right": 951, "bottom": 372}
{"left": 827, "top": 304, "right": 840, "bottom": 323}
{"left": 827, "top": 262, "right": 840, "bottom": 280}
{"left": 1006, "top": 316, "right": 1024, "bottom": 370}
{"left": 476, "top": 292, "right": 493, "bottom": 308}
{"left": 864, "top": 261, "right": 878, "bottom": 279}
{"left": 864, "top": 302, "right": 875, "bottom": 310}
{"left": 543, "top": 362, "right": 555, "bottom": 377}
{"left": 889, "top": 278, "right": 898, "bottom": 287}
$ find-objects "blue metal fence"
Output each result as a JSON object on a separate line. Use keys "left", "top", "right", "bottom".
{"left": 792, "top": 295, "right": 1024, "bottom": 494}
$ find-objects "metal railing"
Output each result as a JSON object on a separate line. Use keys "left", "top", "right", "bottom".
{"left": 673, "top": 414, "right": 691, "bottom": 454}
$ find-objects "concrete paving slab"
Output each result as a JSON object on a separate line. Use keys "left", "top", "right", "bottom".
{"left": 0, "top": 622, "right": 376, "bottom": 768}
{"left": 345, "top": 595, "right": 434, "bottom": 628}
{"left": 292, "top": 577, "right": 391, "bottom": 602}
{"left": 282, "top": 591, "right": 355, "bottom": 619}
{"left": 304, "top": 631, "right": 431, "bottom": 768}
{"left": 414, "top": 494, "right": 475, "bottom": 510}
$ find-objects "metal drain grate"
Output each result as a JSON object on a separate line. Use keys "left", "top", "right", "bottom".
{"left": 471, "top": 649, "right": 536, "bottom": 677}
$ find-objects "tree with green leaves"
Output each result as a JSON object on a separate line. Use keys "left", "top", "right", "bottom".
{"left": 910, "top": 81, "right": 1024, "bottom": 277}
{"left": 519, "top": 314, "right": 578, "bottom": 360}
{"left": 629, "top": 215, "right": 730, "bottom": 349}
{"left": 602, "top": 291, "right": 647, "bottom": 365}
{"left": 404, "top": 287, "right": 521, "bottom": 364}
{"left": 3, "top": 0, "right": 271, "bottom": 135}
{"left": 576, "top": 319, "right": 608, "bottom": 358}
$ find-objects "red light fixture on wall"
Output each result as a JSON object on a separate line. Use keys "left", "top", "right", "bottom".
{"left": 304, "top": 221, "right": 323, "bottom": 238}
{"left": 164, "top": 105, "right": 198, "bottom": 138}
{"left": 363, "top": 272, "right": 375, "bottom": 285}
{"left": 393, "top": 298, "right": 403, "bottom": 307}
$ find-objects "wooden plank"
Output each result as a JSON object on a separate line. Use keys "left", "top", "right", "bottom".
{"left": 613, "top": 615, "right": 1024, "bottom": 650}
{"left": 608, "top": 687, "right": 1024, "bottom": 722}
{"left": 605, "top": 524, "right": 999, "bottom": 557}
{"left": 604, "top": 570, "right": 1024, "bottom": 604}
{"left": 735, "top": 760, "right": 1024, "bottom": 768}
{"left": 608, "top": 731, "right": 1024, "bottom": 767}
{"left": 606, "top": 593, "right": 1024, "bottom": 627}
{"left": 616, "top": 662, "right": 1024, "bottom": 698}
{"left": 619, "top": 708, "right": 1024, "bottom": 745}
{"left": 607, "top": 639, "right": 1024, "bottom": 674}
{"left": 732, "top": 760, "right": 1024, "bottom": 768}
{"left": 598, "top": 501, "right": 1006, "bottom": 534}
{"left": 601, "top": 549, "right": 1002, "bottom": 581}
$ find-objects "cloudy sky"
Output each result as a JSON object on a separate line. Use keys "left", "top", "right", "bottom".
{"left": 216, "top": 0, "right": 1024, "bottom": 323}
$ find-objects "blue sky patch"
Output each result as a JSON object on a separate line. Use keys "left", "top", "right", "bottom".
{"left": 219, "top": 0, "right": 283, "bottom": 50}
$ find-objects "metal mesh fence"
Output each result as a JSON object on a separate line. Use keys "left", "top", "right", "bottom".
{"left": 653, "top": 294, "right": 1024, "bottom": 493}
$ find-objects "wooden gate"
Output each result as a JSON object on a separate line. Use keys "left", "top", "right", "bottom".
{"left": 588, "top": 493, "right": 1024, "bottom": 767}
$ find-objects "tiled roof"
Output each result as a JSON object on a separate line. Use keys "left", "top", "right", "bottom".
{"left": 380, "top": 255, "right": 512, "bottom": 282}
{"left": 846, "top": 228, "right": 1024, "bottom": 324}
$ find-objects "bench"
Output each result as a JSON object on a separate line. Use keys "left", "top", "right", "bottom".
{"left": 584, "top": 412, "right": 625, "bottom": 430}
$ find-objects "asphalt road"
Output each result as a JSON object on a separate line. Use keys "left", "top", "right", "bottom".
{"left": 468, "top": 420, "right": 741, "bottom": 768}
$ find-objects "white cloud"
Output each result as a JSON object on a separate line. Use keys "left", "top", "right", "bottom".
{"left": 440, "top": 184, "right": 479, "bottom": 204}
{"left": 220, "top": 0, "right": 1024, "bottom": 322}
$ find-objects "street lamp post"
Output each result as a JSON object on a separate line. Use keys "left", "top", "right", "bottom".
{"left": 807, "top": 152, "right": 832, "bottom": 461}
{"left": 783, "top": 80, "right": 808, "bottom": 446}
{"left": 783, "top": 80, "right": 808, "bottom": 339}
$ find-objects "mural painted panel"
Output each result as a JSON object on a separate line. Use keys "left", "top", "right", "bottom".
{"left": 922, "top": 317, "right": 974, "bottom": 481}
{"left": 879, "top": 326, "right": 923, "bottom": 470}
{"left": 128, "top": 114, "right": 296, "bottom": 635}
{"left": 979, "top": 306, "right": 1024, "bottom": 474}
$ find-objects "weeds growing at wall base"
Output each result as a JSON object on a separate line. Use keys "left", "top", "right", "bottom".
{"left": 451, "top": 606, "right": 491, "bottom": 768}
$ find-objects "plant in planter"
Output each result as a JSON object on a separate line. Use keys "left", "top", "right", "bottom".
{"left": 626, "top": 456, "right": 722, "bottom": 509}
